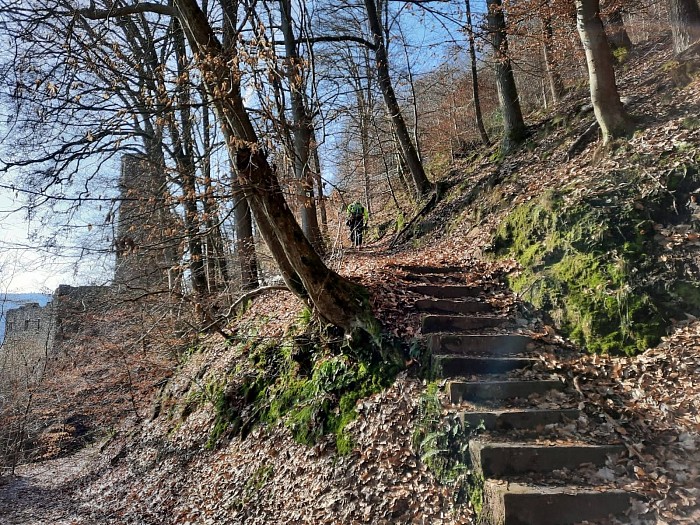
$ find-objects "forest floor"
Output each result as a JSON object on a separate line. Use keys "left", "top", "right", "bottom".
{"left": 1, "top": 32, "right": 700, "bottom": 524}
{"left": 0, "top": 247, "right": 698, "bottom": 524}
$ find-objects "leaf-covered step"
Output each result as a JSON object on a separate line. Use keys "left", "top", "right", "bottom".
{"left": 407, "top": 284, "right": 483, "bottom": 299}
{"left": 470, "top": 440, "right": 622, "bottom": 476}
{"left": 415, "top": 298, "right": 494, "bottom": 315}
{"left": 422, "top": 314, "right": 506, "bottom": 334}
{"left": 482, "top": 480, "right": 632, "bottom": 525}
{"left": 448, "top": 379, "right": 565, "bottom": 404}
{"left": 432, "top": 355, "right": 537, "bottom": 377}
{"left": 393, "top": 264, "right": 466, "bottom": 274}
{"left": 459, "top": 408, "right": 579, "bottom": 431}
{"left": 428, "top": 334, "right": 532, "bottom": 355}
{"left": 401, "top": 273, "right": 460, "bottom": 284}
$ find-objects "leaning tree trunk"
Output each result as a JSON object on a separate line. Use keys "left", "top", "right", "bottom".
{"left": 178, "top": 0, "right": 378, "bottom": 334}
{"left": 486, "top": 0, "right": 527, "bottom": 152}
{"left": 576, "top": 0, "right": 631, "bottom": 144}
{"left": 668, "top": 0, "right": 700, "bottom": 54}
{"left": 363, "top": 0, "right": 432, "bottom": 199}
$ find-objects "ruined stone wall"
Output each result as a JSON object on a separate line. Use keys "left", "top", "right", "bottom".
{"left": 0, "top": 285, "right": 113, "bottom": 389}
{"left": 0, "top": 302, "right": 56, "bottom": 386}
{"left": 114, "top": 154, "right": 181, "bottom": 292}
{"left": 1, "top": 151, "right": 182, "bottom": 391}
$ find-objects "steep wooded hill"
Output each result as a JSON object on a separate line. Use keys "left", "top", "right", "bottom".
{"left": 1, "top": 33, "right": 699, "bottom": 525}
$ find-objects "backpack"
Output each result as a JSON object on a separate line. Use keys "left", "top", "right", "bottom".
{"left": 348, "top": 202, "right": 364, "bottom": 220}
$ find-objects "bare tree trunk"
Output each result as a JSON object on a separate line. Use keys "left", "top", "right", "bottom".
{"left": 279, "top": 0, "right": 324, "bottom": 254}
{"left": 172, "top": 19, "right": 208, "bottom": 297}
{"left": 541, "top": 3, "right": 565, "bottom": 103}
{"left": 363, "top": 0, "right": 432, "bottom": 199}
{"left": 486, "top": 0, "right": 526, "bottom": 152}
{"left": 465, "top": 0, "right": 491, "bottom": 146}
{"left": 178, "top": 0, "right": 378, "bottom": 334}
{"left": 576, "top": 0, "right": 632, "bottom": 143}
{"left": 231, "top": 179, "right": 259, "bottom": 291}
{"left": 398, "top": 27, "right": 423, "bottom": 163}
{"left": 359, "top": 94, "right": 373, "bottom": 215}
{"left": 310, "top": 129, "right": 328, "bottom": 238}
{"left": 200, "top": 92, "right": 231, "bottom": 294}
{"left": 603, "top": 3, "right": 632, "bottom": 51}
{"left": 668, "top": 0, "right": 700, "bottom": 53}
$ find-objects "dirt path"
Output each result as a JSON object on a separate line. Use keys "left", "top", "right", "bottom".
{"left": 0, "top": 447, "right": 99, "bottom": 525}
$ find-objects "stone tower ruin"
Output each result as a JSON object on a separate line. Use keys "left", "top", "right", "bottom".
{"left": 114, "top": 154, "right": 181, "bottom": 292}
{"left": 1, "top": 302, "right": 55, "bottom": 384}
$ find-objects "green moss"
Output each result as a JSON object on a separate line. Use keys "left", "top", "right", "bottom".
{"left": 412, "top": 383, "right": 484, "bottom": 509}
{"left": 681, "top": 117, "right": 700, "bottom": 130}
{"left": 673, "top": 281, "right": 700, "bottom": 307}
{"left": 491, "top": 187, "right": 681, "bottom": 355}
{"left": 199, "top": 325, "right": 401, "bottom": 453}
{"left": 613, "top": 46, "right": 629, "bottom": 63}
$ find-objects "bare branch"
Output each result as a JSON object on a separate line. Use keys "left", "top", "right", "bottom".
{"left": 77, "top": 3, "right": 176, "bottom": 20}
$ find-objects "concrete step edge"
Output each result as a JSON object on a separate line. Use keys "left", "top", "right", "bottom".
{"left": 482, "top": 479, "right": 633, "bottom": 525}
{"left": 447, "top": 379, "right": 565, "bottom": 403}
{"left": 472, "top": 440, "right": 623, "bottom": 477}
{"left": 458, "top": 408, "right": 579, "bottom": 431}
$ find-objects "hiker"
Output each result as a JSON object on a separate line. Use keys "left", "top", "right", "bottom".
{"left": 346, "top": 201, "right": 367, "bottom": 247}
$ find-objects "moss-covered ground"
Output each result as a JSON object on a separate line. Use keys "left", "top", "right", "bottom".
{"left": 184, "top": 311, "right": 402, "bottom": 453}
{"left": 490, "top": 168, "right": 700, "bottom": 354}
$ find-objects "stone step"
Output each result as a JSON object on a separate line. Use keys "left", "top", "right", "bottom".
{"left": 415, "top": 298, "right": 494, "bottom": 315}
{"left": 427, "top": 334, "right": 531, "bottom": 355}
{"left": 402, "top": 273, "right": 459, "bottom": 284}
{"left": 433, "top": 356, "right": 537, "bottom": 377}
{"left": 470, "top": 440, "right": 622, "bottom": 476}
{"left": 459, "top": 408, "right": 579, "bottom": 431}
{"left": 408, "top": 284, "right": 482, "bottom": 299}
{"left": 448, "top": 380, "right": 565, "bottom": 404}
{"left": 394, "top": 264, "right": 465, "bottom": 274}
{"left": 422, "top": 315, "right": 506, "bottom": 334}
{"left": 482, "top": 480, "right": 632, "bottom": 525}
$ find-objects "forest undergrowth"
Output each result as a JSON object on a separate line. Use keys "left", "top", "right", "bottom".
{"left": 1, "top": 32, "right": 700, "bottom": 524}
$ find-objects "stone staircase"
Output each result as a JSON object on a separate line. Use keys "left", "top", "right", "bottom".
{"left": 400, "top": 264, "right": 634, "bottom": 525}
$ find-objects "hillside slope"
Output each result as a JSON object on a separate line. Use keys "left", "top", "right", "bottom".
{"left": 1, "top": 33, "right": 699, "bottom": 525}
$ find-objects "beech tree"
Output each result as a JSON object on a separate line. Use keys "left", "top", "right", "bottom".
{"left": 541, "top": 0, "right": 566, "bottom": 104}
{"left": 277, "top": 0, "right": 325, "bottom": 253}
{"left": 486, "top": 0, "right": 527, "bottom": 151}
{"left": 575, "top": 0, "right": 632, "bottom": 143}
{"left": 668, "top": 0, "right": 700, "bottom": 53}
{"left": 465, "top": 0, "right": 491, "bottom": 146}
{"left": 603, "top": 1, "right": 633, "bottom": 51}
{"left": 73, "top": 0, "right": 379, "bottom": 335}
{"left": 362, "top": 0, "right": 433, "bottom": 199}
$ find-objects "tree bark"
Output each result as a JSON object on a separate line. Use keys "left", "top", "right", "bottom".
{"left": 279, "top": 0, "right": 325, "bottom": 254}
{"left": 575, "top": 0, "right": 632, "bottom": 144}
{"left": 486, "top": 0, "right": 527, "bottom": 152}
{"left": 231, "top": 177, "right": 259, "bottom": 291}
{"left": 176, "top": 0, "right": 377, "bottom": 334}
{"left": 310, "top": 128, "right": 328, "bottom": 239}
{"left": 603, "top": 4, "right": 632, "bottom": 51}
{"left": 363, "top": 0, "right": 432, "bottom": 199}
{"left": 465, "top": 0, "right": 491, "bottom": 146}
{"left": 668, "top": 0, "right": 700, "bottom": 54}
{"left": 171, "top": 19, "right": 209, "bottom": 297}
{"left": 541, "top": 3, "right": 565, "bottom": 104}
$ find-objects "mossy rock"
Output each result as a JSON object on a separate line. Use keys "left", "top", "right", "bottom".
{"left": 491, "top": 181, "right": 700, "bottom": 355}
{"left": 199, "top": 326, "right": 401, "bottom": 452}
